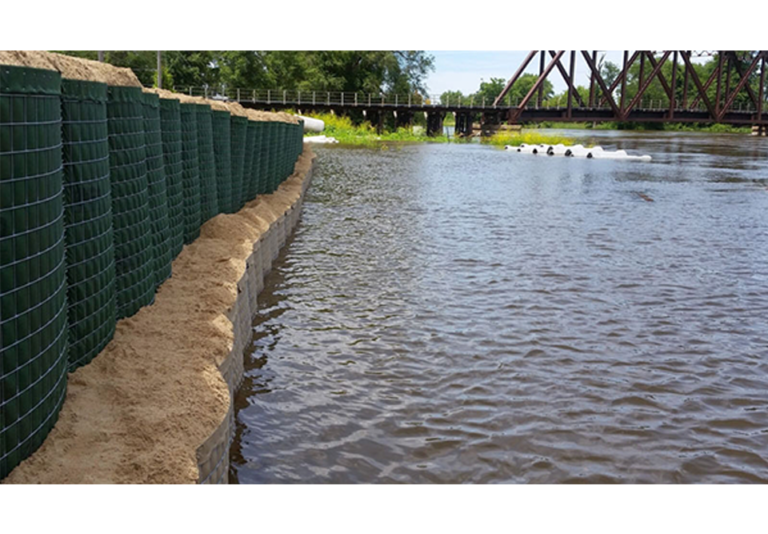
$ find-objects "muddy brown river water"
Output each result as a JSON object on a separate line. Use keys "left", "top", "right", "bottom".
{"left": 231, "top": 132, "right": 768, "bottom": 483}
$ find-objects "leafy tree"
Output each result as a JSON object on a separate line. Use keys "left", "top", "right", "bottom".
{"left": 491, "top": 74, "right": 553, "bottom": 106}
{"left": 164, "top": 51, "right": 220, "bottom": 89}
{"left": 440, "top": 90, "right": 464, "bottom": 105}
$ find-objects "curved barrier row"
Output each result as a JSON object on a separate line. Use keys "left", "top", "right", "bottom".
{"left": 0, "top": 60, "right": 305, "bottom": 480}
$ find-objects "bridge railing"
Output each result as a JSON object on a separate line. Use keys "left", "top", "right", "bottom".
{"left": 172, "top": 86, "right": 766, "bottom": 114}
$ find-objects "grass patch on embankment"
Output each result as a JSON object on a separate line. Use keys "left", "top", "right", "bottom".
{"left": 304, "top": 113, "right": 450, "bottom": 146}
{"left": 483, "top": 130, "right": 578, "bottom": 147}
{"left": 304, "top": 113, "right": 576, "bottom": 148}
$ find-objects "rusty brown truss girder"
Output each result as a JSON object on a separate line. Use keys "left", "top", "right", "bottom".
{"left": 495, "top": 51, "right": 768, "bottom": 125}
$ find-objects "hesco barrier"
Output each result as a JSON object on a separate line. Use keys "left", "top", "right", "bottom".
{"left": 0, "top": 66, "right": 69, "bottom": 479}
{"left": 257, "top": 121, "right": 271, "bottom": 195}
{"left": 267, "top": 121, "right": 279, "bottom": 193}
{"left": 178, "top": 103, "right": 200, "bottom": 244}
{"left": 142, "top": 93, "right": 172, "bottom": 289}
{"left": 60, "top": 78, "right": 116, "bottom": 371}
{"left": 159, "top": 98, "right": 184, "bottom": 256}
{"left": 0, "top": 58, "right": 305, "bottom": 480}
{"left": 242, "top": 119, "right": 257, "bottom": 204}
{"left": 211, "top": 110, "right": 232, "bottom": 215}
{"left": 195, "top": 104, "right": 217, "bottom": 223}
{"left": 107, "top": 86, "right": 155, "bottom": 319}
{"left": 230, "top": 115, "right": 247, "bottom": 213}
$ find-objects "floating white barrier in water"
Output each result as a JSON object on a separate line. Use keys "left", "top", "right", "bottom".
{"left": 304, "top": 135, "right": 339, "bottom": 144}
{"left": 506, "top": 143, "right": 652, "bottom": 161}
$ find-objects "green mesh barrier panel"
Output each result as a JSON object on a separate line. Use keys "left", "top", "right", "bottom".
{"left": 142, "top": 92, "right": 171, "bottom": 289}
{"left": 159, "top": 98, "right": 184, "bottom": 257}
{"left": 257, "top": 121, "right": 271, "bottom": 195}
{"left": 211, "top": 110, "right": 232, "bottom": 215}
{"left": 107, "top": 85, "right": 154, "bottom": 319}
{"left": 229, "top": 115, "right": 247, "bottom": 213}
{"left": 1, "top": 65, "right": 68, "bottom": 480}
{"left": 178, "top": 103, "right": 200, "bottom": 244}
{"left": 242, "top": 120, "right": 257, "bottom": 204}
{"left": 60, "top": 78, "right": 115, "bottom": 371}
{"left": 195, "top": 104, "right": 217, "bottom": 223}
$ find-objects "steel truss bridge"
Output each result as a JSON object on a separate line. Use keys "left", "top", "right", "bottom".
{"left": 176, "top": 51, "right": 768, "bottom": 135}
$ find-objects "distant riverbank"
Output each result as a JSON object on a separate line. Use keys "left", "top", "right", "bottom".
{"left": 304, "top": 113, "right": 576, "bottom": 147}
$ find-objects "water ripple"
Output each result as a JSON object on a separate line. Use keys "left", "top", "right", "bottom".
{"left": 232, "top": 135, "right": 768, "bottom": 483}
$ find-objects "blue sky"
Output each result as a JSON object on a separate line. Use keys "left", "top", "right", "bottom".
{"left": 422, "top": 50, "right": 706, "bottom": 98}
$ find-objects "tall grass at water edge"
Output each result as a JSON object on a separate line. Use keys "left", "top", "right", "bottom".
{"left": 304, "top": 113, "right": 578, "bottom": 147}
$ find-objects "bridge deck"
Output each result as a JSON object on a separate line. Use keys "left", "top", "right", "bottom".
{"left": 175, "top": 87, "right": 768, "bottom": 126}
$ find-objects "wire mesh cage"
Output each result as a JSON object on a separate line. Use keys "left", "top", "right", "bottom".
{"left": 177, "top": 102, "right": 200, "bottom": 245}
{"left": 195, "top": 104, "right": 218, "bottom": 223}
{"left": 229, "top": 115, "right": 247, "bottom": 213}
{"left": 107, "top": 85, "right": 154, "bottom": 319}
{"left": 242, "top": 119, "right": 257, "bottom": 204}
{"left": 159, "top": 98, "right": 184, "bottom": 256}
{"left": 60, "top": 78, "right": 116, "bottom": 371}
{"left": 1, "top": 65, "right": 69, "bottom": 479}
{"left": 211, "top": 110, "right": 232, "bottom": 215}
{"left": 256, "top": 121, "right": 271, "bottom": 196}
{"left": 142, "top": 92, "right": 172, "bottom": 289}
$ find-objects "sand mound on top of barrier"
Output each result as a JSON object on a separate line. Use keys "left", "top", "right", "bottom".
{"left": 144, "top": 88, "right": 290, "bottom": 123}
{"left": 3, "top": 149, "right": 314, "bottom": 484}
{"left": 0, "top": 51, "right": 142, "bottom": 87}
{"left": 0, "top": 50, "right": 56, "bottom": 70}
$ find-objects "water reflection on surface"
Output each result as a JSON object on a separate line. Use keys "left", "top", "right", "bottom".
{"left": 231, "top": 133, "right": 768, "bottom": 483}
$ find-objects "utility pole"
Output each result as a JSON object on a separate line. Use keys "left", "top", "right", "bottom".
{"left": 157, "top": 51, "right": 162, "bottom": 89}
{"left": 98, "top": 51, "right": 104, "bottom": 62}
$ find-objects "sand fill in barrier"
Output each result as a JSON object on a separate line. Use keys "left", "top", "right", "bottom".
{"left": 0, "top": 51, "right": 141, "bottom": 87}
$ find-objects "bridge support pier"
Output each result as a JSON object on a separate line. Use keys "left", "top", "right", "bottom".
{"left": 481, "top": 111, "right": 504, "bottom": 137}
{"left": 365, "top": 110, "right": 384, "bottom": 134}
{"left": 455, "top": 112, "right": 474, "bottom": 137}
{"left": 426, "top": 111, "right": 445, "bottom": 137}
{"left": 394, "top": 110, "right": 414, "bottom": 130}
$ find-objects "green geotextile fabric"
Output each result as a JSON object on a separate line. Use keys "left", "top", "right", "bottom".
{"left": 195, "top": 104, "right": 217, "bottom": 223}
{"left": 107, "top": 85, "right": 154, "bottom": 319}
{"left": 0, "top": 65, "right": 68, "bottom": 480}
{"left": 142, "top": 93, "right": 172, "bottom": 289}
{"left": 178, "top": 103, "right": 200, "bottom": 244}
{"left": 60, "top": 78, "right": 116, "bottom": 371}
{"left": 256, "top": 121, "right": 271, "bottom": 195}
{"left": 211, "top": 110, "right": 232, "bottom": 214}
{"left": 229, "top": 115, "right": 247, "bottom": 212}
{"left": 279, "top": 122, "right": 290, "bottom": 184}
{"left": 296, "top": 121, "right": 304, "bottom": 162}
{"left": 159, "top": 98, "right": 184, "bottom": 257}
{"left": 266, "top": 121, "right": 279, "bottom": 194}
{"left": 242, "top": 120, "right": 257, "bottom": 203}
{"left": 249, "top": 121, "right": 265, "bottom": 199}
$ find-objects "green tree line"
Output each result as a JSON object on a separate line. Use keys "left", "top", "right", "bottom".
{"left": 56, "top": 51, "right": 435, "bottom": 95}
